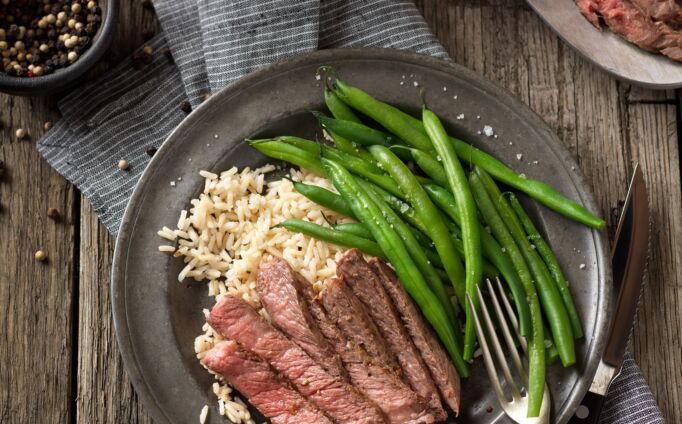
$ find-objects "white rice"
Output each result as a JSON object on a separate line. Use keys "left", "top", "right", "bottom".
{"left": 159, "top": 165, "right": 352, "bottom": 423}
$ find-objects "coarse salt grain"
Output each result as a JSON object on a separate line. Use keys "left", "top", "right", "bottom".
{"left": 580, "top": 263, "right": 586, "bottom": 269}
{"left": 456, "top": 113, "right": 464, "bottom": 120}
{"left": 483, "top": 125, "right": 494, "bottom": 137}
{"left": 516, "top": 153, "right": 523, "bottom": 161}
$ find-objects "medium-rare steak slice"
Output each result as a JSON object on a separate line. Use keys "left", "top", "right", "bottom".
{"left": 208, "top": 295, "right": 385, "bottom": 424}
{"left": 337, "top": 249, "right": 446, "bottom": 420}
{"left": 630, "top": 0, "right": 682, "bottom": 26}
{"left": 576, "top": 0, "right": 682, "bottom": 61}
{"left": 321, "top": 277, "right": 400, "bottom": 374}
{"left": 202, "top": 341, "right": 333, "bottom": 424}
{"left": 256, "top": 257, "right": 347, "bottom": 380}
{"left": 292, "top": 266, "right": 436, "bottom": 424}
{"left": 370, "top": 258, "right": 461, "bottom": 416}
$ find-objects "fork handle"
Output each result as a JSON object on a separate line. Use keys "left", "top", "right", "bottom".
{"left": 567, "top": 391, "right": 605, "bottom": 424}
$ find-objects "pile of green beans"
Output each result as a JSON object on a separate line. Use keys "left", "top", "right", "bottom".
{"left": 248, "top": 70, "right": 606, "bottom": 416}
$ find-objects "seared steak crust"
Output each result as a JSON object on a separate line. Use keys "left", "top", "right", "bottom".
{"left": 630, "top": 0, "right": 682, "bottom": 25}
{"left": 256, "top": 257, "right": 347, "bottom": 380}
{"left": 337, "top": 249, "right": 446, "bottom": 420}
{"left": 370, "top": 259, "right": 461, "bottom": 416}
{"left": 290, "top": 268, "right": 436, "bottom": 424}
{"left": 208, "top": 295, "right": 385, "bottom": 424}
{"left": 202, "top": 341, "right": 333, "bottom": 424}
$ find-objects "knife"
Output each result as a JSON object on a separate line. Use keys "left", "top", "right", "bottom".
{"left": 568, "top": 163, "right": 650, "bottom": 424}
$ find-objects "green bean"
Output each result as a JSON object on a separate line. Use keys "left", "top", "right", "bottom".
{"left": 333, "top": 222, "right": 371, "bottom": 239}
{"left": 476, "top": 168, "right": 575, "bottom": 366}
{"left": 292, "top": 181, "right": 355, "bottom": 217}
{"left": 261, "top": 136, "right": 320, "bottom": 154}
{"left": 330, "top": 78, "right": 604, "bottom": 229}
{"left": 332, "top": 78, "right": 435, "bottom": 152}
{"left": 277, "top": 219, "right": 386, "bottom": 260}
{"left": 249, "top": 140, "right": 324, "bottom": 175}
{"left": 368, "top": 145, "right": 467, "bottom": 306}
{"left": 423, "top": 107, "right": 482, "bottom": 361}
{"left": 362, "top": 176, "right": 462, "bottom": 342}
{"left": 328, "top": 131, "right": 376, "bottom": 162}
{"left": 325, "top": 88, "right": 362, "bottom": 123}
{"left": 407, "top": 147, "right": 449, "bottom": 187}
{"left": 543, "top": 320, "right": 560, "bottom": 365}
{"left": 322, "top": 158, "right": 469, "bottom": 377}
{"left": 318, "top": 144, "right": 404, "bottom": 198}
{"left": 314, "top": 111, "right": 402, "bottom": 148}
{"left": 469, "top": 171, "right": 545, "bottom": 417}
{"left": 423, "top": 183, "right": 531, "bottom": 337}
{"left": 508, "top": 194, "right": 584, "bottom": 339}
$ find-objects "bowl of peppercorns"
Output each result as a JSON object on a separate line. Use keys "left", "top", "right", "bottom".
{"left": 0, "top": 0, "right": 118, "bottom": 96}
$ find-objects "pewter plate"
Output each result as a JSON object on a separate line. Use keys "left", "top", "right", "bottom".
{"left": 526, "top": 0, "right": 682, "bottom": 89}
{"left": 112, "top": 49, "right": 612, "bottom": 424}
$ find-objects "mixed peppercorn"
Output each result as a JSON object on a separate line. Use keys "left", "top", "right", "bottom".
{"left": 0, "top": 0, "right": 102, "bottom": 77}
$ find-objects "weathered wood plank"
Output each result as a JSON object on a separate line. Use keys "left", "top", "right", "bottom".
{"left": 417, "top": 0, "right": 682, "bottom": 422}
{"left": 77, "top": 198, "right": 153, "bottom": 424}
{"left": 74, "top": 1, "right": 158, "bottom": 423}
{"left": 627, "top": 102, "right": 682, "bottom": 424}
{"left": 0, "top": 96, "right": 75, "bottom": 422}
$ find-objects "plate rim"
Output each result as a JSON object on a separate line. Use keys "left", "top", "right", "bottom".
{"left": 112, "top": 47, "right": 612, "bottom": 424}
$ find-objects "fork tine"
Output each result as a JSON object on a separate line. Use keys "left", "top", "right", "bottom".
{"left": 496, "top": 276, "right": 528, "bottom": 354}
{"left": 466, "top": 293, "right": 507, "bottom": 404}
{"left": 486, "top": 278, "right": 528, "bottom": 387}
{"left": 475, "top": 284, "right": 523, "bottom": 400}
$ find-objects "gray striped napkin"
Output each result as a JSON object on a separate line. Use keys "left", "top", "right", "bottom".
{"left": 36, "top": 1, "right": 664, "bottom": 423}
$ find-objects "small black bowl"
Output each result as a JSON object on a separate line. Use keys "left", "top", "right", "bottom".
{"left": 0, "top": 0, "right": 119, "bottom": 96}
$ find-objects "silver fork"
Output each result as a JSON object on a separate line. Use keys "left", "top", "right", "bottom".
{"left": 466, "top": 277, "right": 551, "bottom": 424}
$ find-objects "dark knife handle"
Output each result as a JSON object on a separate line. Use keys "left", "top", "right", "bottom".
{"left": 567, "top": 391, "right": 606, "bottom": 424}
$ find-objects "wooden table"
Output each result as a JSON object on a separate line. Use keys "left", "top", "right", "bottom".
{"left": 1, "top": 0, "right": 680, "bottom": 422}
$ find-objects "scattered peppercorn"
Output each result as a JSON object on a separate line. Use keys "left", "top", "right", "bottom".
{"left": 146, "top": 145, "right": 157, "bottom": 157}
{"left": 35, "top": 250, "right": 47, "bottom": 262}
{"left": 47, "top": 207, "right": 60, "bottom": 219}
{"left": 43, "top": 121, "right": 53, "bottom": 131}
{"left": 118, "top": 159, "right": 129, "bottom": 170}
{"left": 180, "top": 100, "right": 191, "bottom": 113}
{"left": 0, "top": 0, "right": 102, "bottom": 78}
{"left": 161, "top": 46, "right": 173, "bottom": 63}
{"left": 15, "top": 128, "right": 27, "bottom": 140}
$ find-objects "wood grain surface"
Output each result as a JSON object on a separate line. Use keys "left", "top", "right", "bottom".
{"left": 0, "top": 0, "right": 680, "bottom": 423}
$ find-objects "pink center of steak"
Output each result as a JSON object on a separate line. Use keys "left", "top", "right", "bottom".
{"left": 256, "top": 257, "right": 347, "bottom": 380}
{"left": 369, "top": 258, "right": 461, "bottom": 416}
{"left": 337, "top": 249, "right": 446, "bottom": 420}
{"left": 207, "top": 295, "right": 385, "bottom": 424}
{"left": 202, "top": 341, "right": 332, "bottom": 424}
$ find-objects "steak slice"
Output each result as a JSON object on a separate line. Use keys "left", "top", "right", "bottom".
{"left": 320, "top": 277, "right": 400, "bottom": 374}
{"left": 576, "top": 0, "right": 682, "bottom": 61}
{"left": 256, "top": 257, "right": 347, "bottom": 380}
{"left": 202, "top": 341, "right": 333, "bottom": 424}
{"left": 208, "top": 295, "right": 385, "bottom": 424}
{"left": 630, "top": 0, "right": 682, "bottom": 25}
{"left": 337, "top": 249, "right": 446, "bottom": 420}
{"left": 292, "top": 267, "right": 436, "bottom": 424}
{"left": 370, "top": 259, "right": 461, "bottom": 416}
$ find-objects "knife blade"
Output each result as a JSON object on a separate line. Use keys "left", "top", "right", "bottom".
{"left": 568, "top": 163, "right": 650, "bottom": 423}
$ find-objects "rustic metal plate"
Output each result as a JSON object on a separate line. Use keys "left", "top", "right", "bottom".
{"left": 112, "top": 48, "right": 612, "bottom": 424}
{"left": 526, "top": 0, "right": 682, "bottom": 89}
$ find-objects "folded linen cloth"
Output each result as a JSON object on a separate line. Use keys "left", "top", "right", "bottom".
{"left": 36, "top": 1, "right": 664, "bottom": 423}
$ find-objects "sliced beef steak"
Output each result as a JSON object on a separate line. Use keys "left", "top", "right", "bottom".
{"left": 321, "top": 277, "right": 400, "bottom": 374}
{"left": 337, "top": 249, "right": 446, "bottom": 420}
{"left": 292, "top": 266, "right": 436, "bottom": 424}
{"left": 256, "top": 257, "right": 347, "bottom": 380}
{"left": 630, "top": 0, "right": 682, "bottom": 25}
{"left": 202, "top": 341, "right": 332, "bottom": 424}
{"left": 208, "top": 295, "right": 385, "bottom": 424}
{"left": 576, "top": 0, "right": 682, "bottom": 61}
{"left": 370, "top": 259, "right": 461, "bottom": 416}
